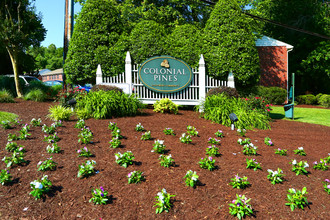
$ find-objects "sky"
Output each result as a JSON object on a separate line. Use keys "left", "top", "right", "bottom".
{"left": 34, "top": 0, "right": 81, "bottom": 48}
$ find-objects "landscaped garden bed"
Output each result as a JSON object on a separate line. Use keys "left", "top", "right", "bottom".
{"left": 0, "top": 99, "right": 329, "bottom": 219}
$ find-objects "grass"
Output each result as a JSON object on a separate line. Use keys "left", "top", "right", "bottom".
{"left": 270, "top": 106, "right": 330, "bottom": 127}
{"left": 0, "top": 111, "right": 18, "bottom": 122}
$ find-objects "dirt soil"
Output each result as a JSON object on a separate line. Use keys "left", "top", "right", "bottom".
{"left": 0, "top": 99, "right": 329, "bottom": 220}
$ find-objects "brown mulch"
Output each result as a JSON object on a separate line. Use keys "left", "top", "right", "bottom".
{"left": 0, "top": 99, "right": 329, "bottom": 219}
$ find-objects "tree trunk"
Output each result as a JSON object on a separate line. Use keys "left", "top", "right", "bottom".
{"left": 6, "top": 47, "right": 23, "bottom": 98}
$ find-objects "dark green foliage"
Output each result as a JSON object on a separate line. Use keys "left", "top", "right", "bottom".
{"left": 26, "top": 44, "right": 63, "bottom": 71}
{"left": 75, "top": 90, "right": 144, "bottom": 119}
{"left": 296, "top": 94, "right": 317, "bottom": 105}
{"left": 0, "top": 76, "right": 26, "bottom": 97}
{"left": 318, "top": 94, "right": 330, "bottom": 108}
{"left": 206, "top": 86, "right": 239, "bottom": 98}
{"left": 203, "top": 0, "right": 259, "bottom": 86}
{"left": 24, "top": 89, "right": 47, "bottom": 102}
{"left": 0, "top": 90, "right": 15, "bottom": 103}
{"left": 238, "top": 86, "right": 286, "bottom": 105}
{"left": 90, "top": 84, "right": 123, "bottom": 93}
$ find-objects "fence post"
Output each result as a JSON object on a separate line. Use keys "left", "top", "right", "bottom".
{"left": 227, "top": 71, "right": 235, "bottom": 88}
{"left": 125, "top": 51, "right": 132, "bottom": 94}
{"left": 96, "top": 64, "right": 103, "bottom": 84}
{"left": 199, "top": 54, "right": 206, "bottom": 110}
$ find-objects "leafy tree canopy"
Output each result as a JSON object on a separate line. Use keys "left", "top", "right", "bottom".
{"left": 27, "top": 44, "right": 63, "bottom": 71}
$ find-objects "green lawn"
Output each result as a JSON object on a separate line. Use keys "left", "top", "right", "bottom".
{"left": 270, "top": 106, "right": 330, "bottom": 127}
{"left": 0, "top": 111, "right": 18, "bottom": 122}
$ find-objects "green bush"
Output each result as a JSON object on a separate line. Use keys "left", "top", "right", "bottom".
{"left": 318, "top": 94, "right": 330, "bottom": 108}
{"left": 90, "top": 84, "right": 123, "bottom": 93}
{"left": 0, "top": 90, "right": 15, "bottom": 103}
{"left": 238, "top": 86, "right": 286, "bottom": 105}
{"left": 206, "top": 86, "right": 239, "bottom": 98}
{"left": 296, "top": 94, "right": 317, "bottom": 105}
{"left": 153, "top": 98, "right": 179, "bottom": 114}
{"left": 75, "top": 90, "right": 144, "bottom": 119}
{"left": 24, "top": 89, "right": 47, "bottom": 102}
{"left": 47, "top": 105, "right": 73, "bottom": 121}
{"left": 316, "top": 93, "right": 324, "bottom": 104}
{"left": 0, "top": 76, "right": 26, "bottom": 97}
{"left": 199, "top": 93, "right": 271, "bottom": 130}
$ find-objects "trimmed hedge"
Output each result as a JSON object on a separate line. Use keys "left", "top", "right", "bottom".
{"left": 238, "top": 86, "right": 286, "bottom": 105}
{"left": 296, "top": 94, "right": 317, "bottom": 105}
{"left": 318, "top": 94, "right": 330, "bottom": 108}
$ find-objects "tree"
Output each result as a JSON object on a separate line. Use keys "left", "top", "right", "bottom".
{"left": 27, "top": 44, "right": 63, "bottom": 71}
{"left": 203, "top": 0, "right": 260, "bottom": 86}
{"left": 0, "top": 0, "right": 46, "bottom": 97}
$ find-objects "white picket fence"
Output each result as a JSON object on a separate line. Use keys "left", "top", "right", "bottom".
{"left": 96, "top": 51, "right": 235, "bottom": 105}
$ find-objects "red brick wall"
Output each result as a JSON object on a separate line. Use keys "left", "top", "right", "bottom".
{"left": 257, "top": 46, "right": 287, "bottom": 89}
{"left": 42, "top": 74, "right": 63, "bottom": 82}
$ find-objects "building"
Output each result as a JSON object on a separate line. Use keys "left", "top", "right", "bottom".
{"left": 41, "top": 68, "right": 64, "bottom": 82}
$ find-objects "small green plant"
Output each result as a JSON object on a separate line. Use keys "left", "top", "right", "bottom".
{"left": 214, "top": 130, "right": 224, "bottom": 138}
{"left": 135, "top": 123, "right": 145, "bottom": 132}
{"left": 53, "top": 120, "right": 63, "bottom": 127}
{"left": 2, "top": 149, "right": 27, "bottom": 167}
{"left": 208, "top": 137, "right": 220, "bottom": 145}
{"left": 199, "top": 157, "right": 216, "bottom": 171}
{"left": 325, "top": 153, "right": 330, "bottom": 164}
{"left": 153, "top": 98, "right": 178, "bottom": 114}
{"left": 159, "top": 154, "right": 174, "bottom": 168}
{"left": 291, "top": 159, "right": 309, "bottom": 175}
{"left": 24, "top": 89, "right": 47, "bottom": 102}
{"left": 237, "top": 128, "right": 246, "bottom": 137}
{"left": 163, "top": 127, "right": 175, "bottom": 136}
{"left": 109, "top": 137, "right": 121, "bottom": 148}
{"left": 183, "top": 170, "right": 199, "bottom": 187}
{"left": 77, "top": 146, "right": 93, "bottom": 157}
{"left": 141, "top": 131, "right": 151, "bottom": 140}
{"left": 229, "top": 194, "right": 253, "bottom": 219}
{"left": 154, "top": 188, "right": 176, "bottom": 214}
{"left": 112, "top": 128, "right": 123, "bottom": 139}
{"left": 78, "top": 126, "right": 93, "bottom": 144}
{"left": 246, "top": 158, "right": 262, "bottom": 171}
{"left": 180, "top": 133, "right": 192, "bottom": 144}
{"left": 89, "top": 186, "right": 109, "bottom": 205}
{"left": 285, "top": 187, "right": 309, "bottom": 211}
{"left": 0, "top": 89, "right": 15, "bottom": 103}
{"left": 0, "top": 120, "right": 12, "bottom": 129}
{"left": 186, "top": 125, "right": 198, "bottom": 136}
{"left": 42, "top": 124, "right": 56, "bottom": 134}
{"left": 322, "top": 179, "right": 330, "bottom": 194}
{"left": 0, "top": 169, "right": 12, "bottom": 185}
{"left": 43, "top": 133, "right": 60, "bottom": 143}
{"left": 37, "top": 157, "right": 57, "bottom": 171}
{"left": 30, "top": 118, "right": 42, "bottom": 127}
{"left": 74, "top": 119, "right": 85, "bottom": 129}
{"left": 46, "top": 143, "right": 61, "bottom": 153}
{"left": 7, "top": 133, "right": 19, "bottom": 141}
{"left": 206, "top": 145, "right": 220, "bottom": 157}
{"left": 229, "top": 174, "right": 250, "bottom": 189}
{"left": 294, "top": 147, "right": 306, "bottom": 156}
{"left": 30, "top": 175, "right": 52, "bottom": 200}
{"left": 151, "top": 139, "right": 166, "bottom": 154}
{"left": 242, "top": 143, "right": 258, "bottom": 156}
{"left": 19, "top": 124, "right": 31, "bottom": 140}
{"left": 6, "top": 142, "right": 23, "bottom": 152}
{"left": 313, "top": 159, "right": 328, "bottom": 171}
{"left": 108, "top": 121, "right": 117, "bottom": 130}
{"left": 267, "top": 168, "right": 285, "bottom": 184}
{"left": 77, "top": 160, "right": 96, "bottom": 178}
{"left": 264, "top": 137, "right": 273, "bottom": 146}
{"left": 47, "top": 105, "right": 73, "bottom": 121}
{"left": 115, "top": 151, "right": 134, "bottom": 168}
{"left": 237, "top": 138, "right": 251, "bottom": 145}
{"left": 275, "top": 148, "right": 287, "bottom": 156}
{"left": 127, "top": 170, "right": 145, "bottom": 184}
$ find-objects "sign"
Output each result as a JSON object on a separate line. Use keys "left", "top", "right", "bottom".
{"left": 138, "top": 56, "right": 193, "bottom": 93}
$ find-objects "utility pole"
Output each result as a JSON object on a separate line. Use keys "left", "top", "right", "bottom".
{"left": 63, "top": 0, "right": 74, "bottom": 87}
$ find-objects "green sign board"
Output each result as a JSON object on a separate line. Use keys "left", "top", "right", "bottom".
{"left": 138, "top": 56, "right": 193, "bottom": 93}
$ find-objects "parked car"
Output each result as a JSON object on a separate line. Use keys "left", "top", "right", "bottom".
{"left": 4, "top": 75, "right": 40, "bottom": 86}
{"left": 43, "top": 80, "right": 63, "bottom": 86}
{"left": 75, "top": 84, "right": 92, "bottom": 92}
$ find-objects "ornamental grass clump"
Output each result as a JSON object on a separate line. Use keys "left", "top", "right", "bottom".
{"left": 180, "top": 133, "right": 192, "bottom": 144}
{"left": 267, "top": 168, "right": 285, "bottom": 184}
{"left": 183, "top": 170, "right": 199, "bottom": 187}
{"left": 229, "top": 194, "right": 253, "bottom": 219}
{"left": 163, "top": 127, "right": 175, "bottom": 136}
{"left": 46, "top": 143, "right": 61, "bottom": 154}
{"left": 242, "top": 143, "right": 258, "bottom": 156}
{"left": 186, "top": 125, "right": 198, "bottom": 136}
{"left": 89, "top": 186, "right": 109, "bottom": 205}
{"left": 151, "top": 140, "right": 166, "bottom": 154}
{"left": 0, "top": 169, "right": 12, "bottom": 185}
{"left": 275, "top": 148, "right": 287, "bottom": 156}
{"left": 208, "top": 137, "right": 221, "bottom": 145}
{"left": 141, "top": 131, "right": 151, "bottom": 140}
{"left": 205, "top": 145, "right": 220, "bottom": 157}
{"left": 77, "top": 146, "right": 93, "bottom": 157}
{"left": 153, "top": 98, "right": 178, "bottom": 114}
{"left": 291, "top": 159, "right": 309, "bottom": 175}
{"left": 294, "top": 147, "right": 306, "bottom": 156}
{"left": 313, "top": 159, "right": 328, "bottom": 171}
{"left": 47, "top": 104, "right": 73, "bottom": 121}
{"left": 285, "top": 187, "right": 309, "bottom": 211}
{"left": 127, "top": 170, "right": 145, "bottom": 184}
{"left": 115, "top": 151, "right": 134, "bottom": 168}
{"left": 78, "top": 126, "right": 93, "bottom": 144}
{"left": 37, "top": 157, "right": 57, "bottom": 171}
{"left": 30, "top": 175, "right": 52, "bottom": 200}
{"left": 135, "top": 123, "right": 145, "bottom": 132}
{"left": 154, "top": 188, "right": 176, "bottom": 214}
{"left": 229, "top": 174, "right": 250, "bottom": 189}
{"left": 109, "top": 137, "right": 121, "bottom": 148}
{"left": 199, "top": 157, "right": 216, "bottom": 171}
{"left": 322, "top": 179, "right": 330, "bottom": 194}
{"left": 77, "top": 160, "right": 96, "bottom": 178}
{"left": 215, "top": 130, "right": 224, "bottom": 138}
{"left": 264, "top": 137, "right": 273, "bottom": 146}
{"left": 246, "top": 158, "right": 262, "bottom": 171}
{"left": 159, "top": 154, "right": 174, "bottom": 168}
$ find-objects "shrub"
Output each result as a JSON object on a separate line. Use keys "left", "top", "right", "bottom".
{"left": 316, "top": 93, "right": 323, "bottom": 103}
{"left": 75, "top": 90, "right": 144, "bottom": 119}
{"left": 206, "top": 86, "right": 239, "bottom": 98}
{"left": 238, "top": 86, "right": 286, "bottom": 105}
{"left": 318, "top": 94, "right": 330, "bottom": 108}
{"left": 296, "top": 94, "right": 317, "bottom": 105}
{"left": 0, "top": 76, "right": 26, "bottom": 97}
{"left": 24, "top": 89, "right": 47, "bottom": 102}
{"left": 47, "top": 105, "right": 73, "bottom": 121}
{"left": 153, "top": 98, "right": 178, "bottom": 114}
{"left": 0, "top": 90, "right": 15, "bottom": 103}
{"left": 90, "top": 84, "right": 123, "bottom": 93}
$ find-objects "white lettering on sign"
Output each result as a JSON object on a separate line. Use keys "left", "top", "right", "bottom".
{"left": 144, "top": 68, "right": 186, "bottom": 75}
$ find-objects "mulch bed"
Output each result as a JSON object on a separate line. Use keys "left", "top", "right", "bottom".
{"left": 0, "top": 99, "right": 329, "bottom": 219}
